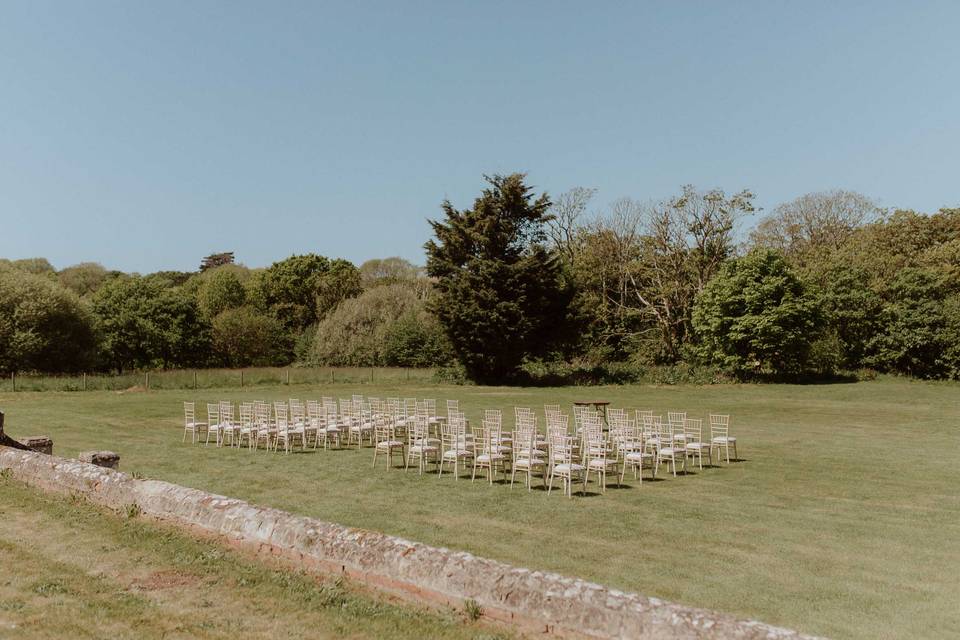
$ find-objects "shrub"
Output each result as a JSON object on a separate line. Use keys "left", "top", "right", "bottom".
{"left": 211, "top": 306, "right": 291, "bottom": 367}
{"left": 0, "top": 266, "right": 98, "bottom": 373}
{"left": 311, "top": 284, "right": 450, "bottom": 367}
{"left": 197, "top": 267, "right": 247, "bottom": 318}
{"left": 692, "top": 249, "right": 823, "bottom": 378}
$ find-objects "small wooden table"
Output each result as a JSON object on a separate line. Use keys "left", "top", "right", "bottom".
{"left": 573, "top": 400, "right": 610, "bottom": 426}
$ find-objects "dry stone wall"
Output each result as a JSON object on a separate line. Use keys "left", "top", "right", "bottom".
{"left": 0, "top": 447, "right": 821, "bottom": 640}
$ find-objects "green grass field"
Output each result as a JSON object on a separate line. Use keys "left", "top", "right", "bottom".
{"left": 2, "top": 378, "right": 958, "bottom": 639}
{"left": 0, "top": 476, "right": 509, "bottom": 639}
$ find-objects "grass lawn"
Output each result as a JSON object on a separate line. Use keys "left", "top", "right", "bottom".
{"left": 1, "top": 378, "right": 958, "bottom": 639}
{"left": 0, "top": 475, "right": 510, "bottom": 640}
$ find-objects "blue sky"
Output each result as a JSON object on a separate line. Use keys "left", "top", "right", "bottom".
{"left": 2, "top": 1, "right": 958, "bottom": 273}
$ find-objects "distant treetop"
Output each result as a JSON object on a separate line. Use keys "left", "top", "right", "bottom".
{"left": 199, "top": 252, "right": 235, "bottom": 272}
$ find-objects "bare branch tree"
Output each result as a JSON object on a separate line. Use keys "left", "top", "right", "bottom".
{"left": 547, "top": 187, "right": 597, "bottom": 263}
{"left": 750, "top": 190, "right": 880, "bottom": 261}
{"left": 579, "top": 186, "right": 754, "bottom": 361}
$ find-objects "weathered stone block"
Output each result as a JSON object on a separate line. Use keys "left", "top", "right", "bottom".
{"left": 78, "top": 450, "right": 120, "bottom": 469}
{"left": 19, "top": 436, "right": 53, "bottom": 455}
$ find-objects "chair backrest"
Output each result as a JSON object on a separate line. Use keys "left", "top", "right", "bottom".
{"left": 219, "top": 401, "right": 234, "bottom": 425}
{"left": 513, "top": 424, "right": 537, "bottom": 461}
{"left": 585, "top": 429, "right": 607, "bottom": 462}
{"left": 550, "top": 433, "right": 575, "bottom": 465}
{"left": 255, "top": 402, "right": 271, "bottom": 427}
{"left": 658, "top": 421, "right": 674, "bottom": 451}
{"left": 275, "top": 404, "right": 289, "bottom": 431}
{"left": 407, "top": 417, "right": 426, "bottom": 446}
{"left": 446, "top": 399, "right": 459, "bottom": 419}
{"left": 239, "top": 403, "right": 253, "bottom": 426}
{"left": 684, "top": 418, "right": 702, "bottom": 441}
{"left": 484, "top": 409, "right": 502, "bottom": 427}
{"left": 425, "top": 399, "right": 438, "bottom": 416}
{"left": 642, "top": 414, "right": 661, "bottom": 435}
{"left": 710, "top": 414, "right": 730, "bottom": 438}
{"left": 207, "top": 403, "right": 219, "bottom": 424}
{"left": 184, "top": 402, "right": 195, "bottom": 424}
{"left": 374, "top": 416, "right": 395, "bottom": 444}
{"left": 668, "top": 411, "right": 686, "bottom": 430}
{"left": 442, "top": 413, "right": 468, "bottom": 453}
{"left": 290, "top": 402, "right": 305, "bottom": 422}
{"left": 546, "top": 412, "right": 569, "bottom": 434}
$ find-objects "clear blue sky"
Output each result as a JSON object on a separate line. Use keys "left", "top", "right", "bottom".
{"left": 2, "top": 1, "right": 958, "bottom": 273}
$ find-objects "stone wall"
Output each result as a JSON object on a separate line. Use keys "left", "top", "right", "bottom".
{"left": 0, "top": 447, "right": 820, "bottom": 640}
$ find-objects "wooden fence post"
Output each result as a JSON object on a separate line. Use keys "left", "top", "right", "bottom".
{"left": 286, "top": 369, "right": 290, "bottom": 385}
{"left": 194, "top": 370, "right": 198, "bottom": 390}
{"left": 82, "top": 373, "right": 87, "bottom": 391}
{"left": 11, "top": 372, "right": 15, "bottom": 392}
{"left": 240, "top": 370, "right": 244, "bottom": 388}
{"left": 145, "top": 372, "right": 150, "bottom": 391}
{"left": 331, "top": 369, "right": 335, "bottom": 384}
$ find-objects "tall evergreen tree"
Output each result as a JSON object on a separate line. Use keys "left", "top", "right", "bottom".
{"left": 425, "top": 173, "right": 572, "bottom": 383}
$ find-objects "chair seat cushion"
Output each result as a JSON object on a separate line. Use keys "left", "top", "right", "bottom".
{"left": 659, "top": 447, "right": 683, "bottom": 456}
{"left": 409, "top": 444, "right": 437, "bottom": 454}
{"left": 514, "top": 457, "right": 544, "bottom": 468}
{"left": 442, "top": 450, "right": 473, "bottom": 459}
{"left": 476, "top": 453, "right": 504, "bottom": 463}
{"left": 686, "top": 442, "right": 706, "bottom": 450}
{"left": 587, "top": 459, "right": 617, "bottom": 469}
{"left": 625, "top": 452, "right": 652, "bottom": 462}
{"left": 376, "top": 440, "right": 404, "bottom": 448}
{"left": 553, "top": 463, "right": 585, "bottom": 473}
{"left": 712, "top": 436, "right": 736, "bottom": 444}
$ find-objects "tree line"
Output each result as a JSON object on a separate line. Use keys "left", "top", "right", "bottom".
{"left": 0, "top": 253, "right": 449, "bottom": 375}
{"left": 2, "top": 173, "right": 958, "bottom": 383}
{"left": 423, "top": 174, "right": 960, "bottom": 382}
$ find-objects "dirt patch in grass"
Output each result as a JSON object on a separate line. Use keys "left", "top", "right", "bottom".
{"left": 131, "top": 570, "right": 203, "bottom": 591}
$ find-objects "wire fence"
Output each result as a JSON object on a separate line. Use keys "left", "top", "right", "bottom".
{"left": 0, "top": 367, "right": 439, "bottom": 392}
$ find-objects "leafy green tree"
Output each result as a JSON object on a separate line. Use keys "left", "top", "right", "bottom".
{"left": 0, "top": 266, "right": 97, "bottom": 373}
{"left": 750, "top": 190, "right": 879, "bottom": 264}
{"left": 359, "top": 257, "right": 421, "bottom": 288}
{"left": 424, "top": 173, "right": 573, "bottom": 383}
{"left": 9, "top": 257, "right": 56, "bottom": 276}
{"left": 143, "top": 270, "right": 194, "bottom": 288}
{"left": 58, "top": 262, "right": 112, "bottom": 297}
{"left": 808, "top": 264, "right": 883, "bottom": 369}
{"left": 91, "top": 276, "right": 210, "bottom": 372}
{"left": 382, "top": 310, "right": 452, "bottom": 367}
{"left": 864, "top": 268, "right": 958, "bottom": 378}
{"left": 211, "top": 306, "right": 289, "bottom": 367}
{"left": 310, "top": 283, "right": 449, "bottom": 367}
{"left": 197, "top": 267, "right": 247, "bottom": 318}
{"left": 315, "top": 259, "right": 362, "bottom": 317}
{"left": 692, "top": 249, "right": 822, "bottom": 377}
{"left": 248, "top": 254, "right": 361, "bottom": 332}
